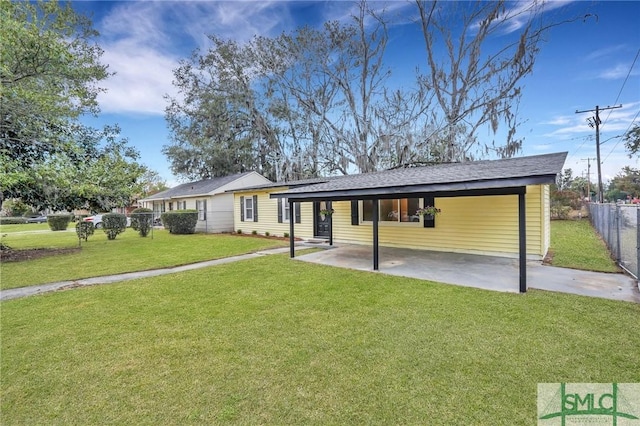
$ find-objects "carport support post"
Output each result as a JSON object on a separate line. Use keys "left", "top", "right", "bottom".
{"left": 328, "top": 201, "right": 333, "bottom": 246}
{"left": 289, "top": 199, "right": 295, "bottom": 258}
{"left": 636, "top": 208, "right": 640, "bottom": 278}
{"left": 615, "top": 205, "right": 621, "bottom": 263}
{"left": 373, "top": 198, "right": 379, "bottom": 270}
{"left": 518, "top": 191, "right": 527, "bottom": 293}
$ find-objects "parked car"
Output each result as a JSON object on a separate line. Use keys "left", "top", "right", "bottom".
{"left": 83, "top": 214, "right": 131, "bottom": 228}
{"left": 25, "top": 215, "right": 47, "bottom": 223}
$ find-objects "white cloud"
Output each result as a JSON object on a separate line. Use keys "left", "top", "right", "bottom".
{"left": 585, "top": 44, "right": 627, "bottom": 61}
{"left": 542, "top": 116, "right": 572, "bottom": 126}
{"left": 93, "top": 1, "right": 298, "bottom": 115}
{"left": 598, "top": 63, "right": 639, "bottom": 80}
{"left": 99, "top": 46, "right": 179, "bottom": 115}
{"left": 542, "top": 102, "right": 639, "bottom": 138}
{"left": 468, "top": 0, "right": 574, "bottom": 35}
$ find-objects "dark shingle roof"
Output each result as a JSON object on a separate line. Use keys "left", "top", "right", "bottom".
{"left": 274, "top": 152, "right": 567, "bottom": 200}
{"left": 231, "top": 176, "right": 336, "bottom": 192}
{"left": 143, "top": 172, "right": 254, "bottom": 200}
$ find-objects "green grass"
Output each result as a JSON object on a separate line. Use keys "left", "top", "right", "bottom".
{"left": 549, "top": 219, "right": 619, "bottom": 272}
{"left": 0, "top": 230, "right": 286, "bottom": 289}
{"left": 2, "top": 254, "right": 638, "bottom": 425}
{"left": 0, "top": 222, "right": 51, "bottom": 233}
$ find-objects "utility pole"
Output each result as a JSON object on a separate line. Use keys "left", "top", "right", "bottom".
{"left": 576, "top": 104, "right": 622, "bottom": 203}
{"left": 581, "top": 157, "right": 596, "bottom": 202}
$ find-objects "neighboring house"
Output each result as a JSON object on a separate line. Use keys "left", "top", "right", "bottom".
{"left": 139, "top": 172, "right": 271, "bottom": 233}
{"left": 232, "top": 152, "right": 567, "bottom": 292}
{"left": 232, "top": 177, "right": 334, "bottom": 238}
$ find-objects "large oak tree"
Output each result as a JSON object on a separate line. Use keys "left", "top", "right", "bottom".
{"left": 1, "top": 0, "right": 147, "bottom": 211}
{"left": 164, "top": 1, "right": 588, "bottom": 181}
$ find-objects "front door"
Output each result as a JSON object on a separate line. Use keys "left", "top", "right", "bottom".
{"left": 314, "top": 201, "right": 331, "bottom": 238}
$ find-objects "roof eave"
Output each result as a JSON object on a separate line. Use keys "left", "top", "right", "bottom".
{"left": 270, "top": 175, "right": 555, "bottom": 202}
{"left": 141, "top": 192, "right": 212, "bottom": 201}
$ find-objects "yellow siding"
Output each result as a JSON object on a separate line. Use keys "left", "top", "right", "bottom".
{"left": 233, "top": 184, "right": 550, "bottom": 259}
{"left": 542, "top": 184, "right": 551, "bottom": 255}
{"left": 331, "top": 185, "right": 549, "bottom": 259}
{"left": 233, "top": 188, "right": 314, "bottom": 238}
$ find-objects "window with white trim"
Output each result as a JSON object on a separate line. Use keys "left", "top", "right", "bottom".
{"left": 196, "top": 200, "right": 206, "bottom": 220}
{"left": 362, "top": 198, "right": 421, "bottom": 223}
{"left": 244, "top": 197, "right": 253, "bottom": 221}
{"left": 281, "top": 198, "right": 290, "bottom": 222}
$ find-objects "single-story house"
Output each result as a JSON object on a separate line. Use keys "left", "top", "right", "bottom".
{"left": 139, "top": 171, "right": 271, "bottom": 233}
{"left": 232, "top": 176, "right": 335, "bottom": 238}
{"left": 232, "top": 152, "right": 567, "bottom": 292}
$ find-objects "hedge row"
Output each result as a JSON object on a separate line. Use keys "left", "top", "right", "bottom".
{"left": 47, "top": 214, "right": 73, "bottom": 231}
{"left": 161, "top": 210, "right": 198, "bottom": 234}
{"left": 0, "top": 217, "right": 27, "bottom": 224}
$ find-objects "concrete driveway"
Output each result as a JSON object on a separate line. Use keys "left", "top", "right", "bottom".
{"left": 296, "top": 244, "right": 640, "bottom": 303}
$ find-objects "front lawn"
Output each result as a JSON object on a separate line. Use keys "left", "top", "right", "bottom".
{"left": 2, "top": 254, "right": 638, "bottom": 424}
{"left": 549, "top": 219, "right": 619, "bottom": 272}
{"left": 0, "top": 230, "right": 286, "bottom": 289}
{"left": 0, "top": 222, "right": 51, "bottom": 233}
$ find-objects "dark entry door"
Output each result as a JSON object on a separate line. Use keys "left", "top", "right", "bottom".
{"left": 314, "top": 201, "right": 331, "bottom": 238}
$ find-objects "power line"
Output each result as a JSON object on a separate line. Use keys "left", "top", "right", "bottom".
{"left": 601, "top": 47, "right": 640, "bottom": 128}
{"left": 580, "top": 157, "right": 596, "bottom": 201}
{"left": 565, "top": 134, "right": 594, "bottom": 163}
{"left": 600, "top": 134, "right": 623, "bottom": 145}
{"left": 575, "top": 104, "right": 622, "bottom": 202}
{"left": 603, "top": 108, "right": 640, "bottom": 162}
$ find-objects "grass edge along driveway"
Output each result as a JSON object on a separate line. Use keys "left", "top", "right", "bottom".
{"left": 548, "top": 219, "right": 619, "bottom": 272}
{"left": 0, "top": 230, "right": 286, "bottom": 289}
{"left": 2, "top": 254, "right": 639, "bottom": 425}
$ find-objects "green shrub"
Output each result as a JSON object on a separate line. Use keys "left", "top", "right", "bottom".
{"left": 265, "top": 231, "right": 270, "bottom": 237}
{"left": 236, "top": 229, "right": 242, "bottom": 234}
{"left": 284, "top": 232, "right": 289, "bottom": 238}
{"left": 75, "top": 221, "right": 94, "bottom": 241}
{"left": 47, "top": 214, "right": 72, "bottom": 231}
{"left": 0, "top": 217, "right": 27, "bottom": 225}
{"left": 251, "top": 230, "right": 257, "bottom": 235}
{"left": 3, "top": 199, "right": 30, "bottom": 217}
{"left": 102, "top": 213, "right": 127, "bottom": 240}
{"left": 161, "top": 210, "right": 198, "bottom": 234}
{"left": 551, "top": 204, "right": 572, "bottom": 220}
{"left": 131, "top": 208, "right": 153, "bottom": 237}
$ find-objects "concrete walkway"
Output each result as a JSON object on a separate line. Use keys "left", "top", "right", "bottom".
{"left": 3, "top": 243, "right": 639, "bottom": 303}
{"left": 0, "top": 246, "right": 302, "bottom": 302}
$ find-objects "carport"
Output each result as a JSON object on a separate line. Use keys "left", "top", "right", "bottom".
{"left": 295, "top": 244, "right": 640, "bottom": 303}
{"left": 271, "top": 153, "right": 568, "bottom": 293}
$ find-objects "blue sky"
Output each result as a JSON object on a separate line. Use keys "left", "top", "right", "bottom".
{"left": 73, "top": 1, "right": 640, "bottom": 186}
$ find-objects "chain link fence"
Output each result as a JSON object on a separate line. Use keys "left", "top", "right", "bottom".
{"left": 588, "top": 203, "right": 639, "bottom": 278}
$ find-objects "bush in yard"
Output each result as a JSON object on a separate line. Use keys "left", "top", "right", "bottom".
{"left": 161, "top": 210, "right": 198, "bottom": 234}
{"left": 102, "top": 213, "right": 127, "bottom": 240}
{"left": 131, "top": 207, "right": 153, "bottom": 237}
{"left": 75, "top": 221, "right": 94, "bottom": 241}
{"left": 551, "top": 205, "right": 572, "bottom": 220}
{"left": 0, "top": 217, "right": 27, "bottom": 225}
{"left": 3, "top": 199, "right": 30, "bottom": 217}
{"left": 47, "top": 214, "right": 73, "bottom": 231}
